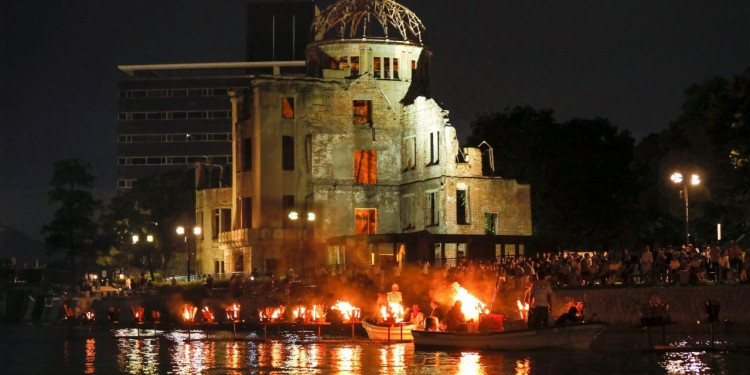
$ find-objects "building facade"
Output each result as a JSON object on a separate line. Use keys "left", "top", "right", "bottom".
{"left": 195, "top": 0, "right": 532, "bottom": 275}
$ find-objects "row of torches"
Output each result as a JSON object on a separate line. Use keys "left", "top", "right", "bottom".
{"left": 70, "top": 283, "right": 563, "bottom": 325}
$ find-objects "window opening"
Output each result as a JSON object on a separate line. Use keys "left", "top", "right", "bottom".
{"left": 355, "top": 208, "right": 377, "bottom": 235}
{"left": 282, "top": 97, "right": 294, "bottom": 119}
{"left": 354, "top": 150, "right": 377, "bottom": 184}
{"left": 353, "top": 100, "right": 372, "bottom": 124}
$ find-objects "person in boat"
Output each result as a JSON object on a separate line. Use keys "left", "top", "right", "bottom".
{"left": 387, "top": 283, "right": 403, "bottom": 304}
{"left": 445, "top": 300, "right": 467, "bottom": 332}
{"left": 371, "top": 293, "right": 388, "bottom": 324}
{"left": 525, "top": 274, "right": 554, "bottom": 329}
{"left": 554, "top": 306, "right": 579, "bottom": 326}
{"left": 428, "top": 300, "right": 444, "bottom": 320}
{"left": 409, "top": 304, "right": 426, "bottom": 329}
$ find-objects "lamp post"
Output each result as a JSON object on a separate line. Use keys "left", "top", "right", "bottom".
{"left": 176, "top": 226, "right": 201, "bottom": 282}
{"left": 670, "top": 172, "right": 700, "bottom": 245}
{"left": 288, "top": 211, "right": 315, "bottom": 274}
{"left": 132, "top": 234, "right": 154, "bottom": 280}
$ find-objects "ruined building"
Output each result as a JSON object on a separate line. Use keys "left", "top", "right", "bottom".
{"left": 195, "top": 0, "right": 532, "bottom": 275}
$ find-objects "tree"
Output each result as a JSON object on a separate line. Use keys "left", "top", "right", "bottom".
{"left": 99, "top": 169, "right": 195, "bottom": 279}
{"left": 42, "top": 159, "right": 100, "bottom": 288}
{"left": 632, "top": 68, "right": 750, "bottom": 246}
{"left": 467, "top": 106, "right": 637, "bottom": 251}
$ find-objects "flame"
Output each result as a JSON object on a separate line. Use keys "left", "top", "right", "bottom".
{"left": 331, "top": 301, "right": 362, "bottom": 322}
{"left": 259, "top": 306, "right": 285, "bottom": 322}
{"left": 182, "top": 304, "right": 197, "bottom": 322}
{"left": 226, "top": 302, "right": 241, "bottom": 321}
{"left": 291, "top": 305, "right": 326, "bottom": 322}
{"left": 452, "top": 282, "right": 486, "bottom": 322}
{"left": 84, "top": 311, "right": 95, "bottom": 322}
{"left": 380, "top": 302, "right": 406, "bottom": 323}
{"left": 151, "top": 310, "right": 161, "bottom": 320}
{"left": 131, "top": 307, "right": 144, "bottom": 322}
{"left": 202, "top": 306, "right": 215, "bottom": 323}
{"left": 516, "top": 300, "right": 529, "bottom": 320}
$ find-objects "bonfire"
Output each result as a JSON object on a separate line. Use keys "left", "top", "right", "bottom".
{"left": 182, "top": 304, "right": 197, "bottom": 323}
{"left": 258, "top": 306, "right": 285, "bottom": 322}
{"left": 225, "top": 302, "right": 241, "bottom": 321}
{"left": 380, "top": 302, "right": 406, "bottom": 323}
{"left": 331, "top": 301, "right": 362, "bottom": 322}
{"left": 451, "top": 282, "right": 487, "bottom": 322}
{"left": 131, "top": 307, "right": 145, "bottom": 324}
{"left": 202, "top": 306, "right": 216, "bottom": 324}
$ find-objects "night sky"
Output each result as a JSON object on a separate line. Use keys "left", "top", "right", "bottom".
{"left": 2, "top": 0, "right": 749, "bottom": 241}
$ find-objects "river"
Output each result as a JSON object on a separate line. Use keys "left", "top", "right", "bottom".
{"left": 1, "top": 324, "right": 747, "bottom": 374}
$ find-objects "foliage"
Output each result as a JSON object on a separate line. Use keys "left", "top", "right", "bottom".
{"left": 468, "top": 107, "right": 638, "bottom": 251}
{"left": 41, "top": 159, "right": 100, "bottom": 286}
{"left": 632, "top": 68, "right": 750, "bottom": 245}
{"left": 99, "top": 169, "right": 195, "bottom": 278}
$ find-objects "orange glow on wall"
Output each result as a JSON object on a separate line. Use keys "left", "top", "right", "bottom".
{"left": 355, "top": 208, "right": 377, "bottom": 235}
{"left": 354, "top": 150, "right": 376, "bottom": 184}
{"left": 282, "top": 97, "right": 294, "bottom": 119}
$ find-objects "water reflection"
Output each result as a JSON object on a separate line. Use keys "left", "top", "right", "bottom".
{"left": 379, "top": 344, "right": 406, "bottom": 374}
{"left": 660, "top": 352, "right": 713, "bottom": 374}
{"left": 331, "top": 345, "right": 362, "bottom": 372}
{"left": 225, "top": 341, "right": 243, "bottom": 375}
{"left": 457, "top": 352, "right": 483, "bottom": 375}
{"left": 515, "top": 358, "right": 531, "bottom": 375}
{"left": 116, "top": 337, "right": 160, "bottom": 375}
{"left": 84, "top": 338, "right": 95, "bottom": 374}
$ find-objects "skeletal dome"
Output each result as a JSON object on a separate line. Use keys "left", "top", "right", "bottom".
{"left": 311, "top": 0, "right": 425, "bottom": 43}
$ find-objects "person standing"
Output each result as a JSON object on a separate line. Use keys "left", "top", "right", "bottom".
{"left": 524, "top": 275, "right": 554, "bottom": 329}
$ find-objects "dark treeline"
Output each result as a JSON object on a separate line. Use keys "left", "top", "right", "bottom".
{"left": 468, "top": 68, "right": 750, "bottom": 252}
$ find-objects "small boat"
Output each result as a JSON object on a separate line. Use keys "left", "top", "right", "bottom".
{"left": 412, "top": 322, "right": 606, "bottom": 351}
{"left": 361, "top": 320, "right": 416, "bottom": 341}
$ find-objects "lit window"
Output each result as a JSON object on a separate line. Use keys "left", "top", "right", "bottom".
{"left": 282, "top": 97, "right": 294, "bottom": 119}
{"left": 355, "top": 208, "right": 377, "bottom": 235}
{"left": 393, "top": 58, "right": 399, "bottom": 79}
{"left": 373, "top": 57, "right": 381, "bottom": 78}
{"left": 350, "top": 56, "right": 360, "bottom": 75}
{"left": 354, "top": 150, "right": 377, "bottom": 184}
{"left": 353, "top": 100, "right": 372, "bottom": 124}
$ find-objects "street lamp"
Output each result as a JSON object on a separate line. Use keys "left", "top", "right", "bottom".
{"left": 176, "top": 226, "right": 201, "bottom": 282}
{"left": 132, "top": 233, "right": 154, "bottom": 279}
{"left": 288, "top": 210, "right": 315, "bottom": 274}
{"left": 670, "top": 172, "right": 700, "bottom": 245}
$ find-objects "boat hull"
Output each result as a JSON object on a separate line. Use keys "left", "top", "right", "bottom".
{"left": 412, "top": 323, "right": 606, "bottom": 351}
{"left": 361, "top": 320, "right": 415, "bottom": 341}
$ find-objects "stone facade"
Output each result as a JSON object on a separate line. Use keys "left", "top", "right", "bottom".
{"left": 195, "top": 0, "right": 532, "bottom": 275}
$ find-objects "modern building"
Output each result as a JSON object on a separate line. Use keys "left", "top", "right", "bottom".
{"left": 116, "top": 1, "right": 316, "bottom": 190}
{"left": 194, "top": 0, "right": 532, "bottom": 276}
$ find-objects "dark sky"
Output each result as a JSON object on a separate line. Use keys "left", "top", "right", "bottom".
{"left": 2, "top": 0, "right": 749, "bottom": 240}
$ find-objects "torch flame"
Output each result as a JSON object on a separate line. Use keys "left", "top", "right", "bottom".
{"left": 380, "top": 302, "right": 406, "bottom": 323}
{"left": 259, "top": 306, "right": 285, "bottom": 322}
{"left": 331, "top": 301, "right": 362, "bottom": 322}
{"left": 202, "top": 306, "right": 215, "bottom": 323}
{"left": 84, "top": 311, "right": 95, "bottom": 322}
{"left": 516, "top": 300, "right": 529, "bottom": 320}
{"left": 226, "top": 302, "right": 241, "bottom": 321}
{"left": 182, "top": 304, "right": 197, "bottom": 322}
{"left": 131, "top": 307, "right": 144, "bottom": 323}
{"left": 452, "top": 282, "right": 486, "bottom": 322}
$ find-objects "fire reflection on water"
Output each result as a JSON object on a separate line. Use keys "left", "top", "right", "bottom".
{"left": 515, "top": 358, "right": 531, "bottom": 375}
{"left": 256, "top": 341, "right": 286, "bottom": 370}
{"left": 332, "top": 345, "right": 362, "bottom": 372}
{"left": 660, "top": 351, "right": 713, "bottom": 374}
{"left": 169, "top": 333, "right": 216, "bottom": 374}
{"left": 84, "top": 338, "right": 95, "bottom": 374}
{"left": 379, "top": 344, "right": 406, "bottom": 373}
{"left": 457, "top": 352, "right": 483, "bottom": 375}
{"left": 224, "top": 341, "right": 243, "bottom": 375}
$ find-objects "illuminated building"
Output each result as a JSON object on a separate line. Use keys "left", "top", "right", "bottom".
{"left": 195, "top": 0, "right": 531, "bottom": 274}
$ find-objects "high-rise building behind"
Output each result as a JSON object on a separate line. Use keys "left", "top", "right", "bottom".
{"left": 246, "top": 1, "right": 317, "bottom": 62}
{"left": 116, "top": 2, "right": 316, "bottom": 189}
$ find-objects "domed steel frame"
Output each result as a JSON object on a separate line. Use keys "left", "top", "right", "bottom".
{"left": 311, "top": 0, "right": 425, "bottom": 42}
